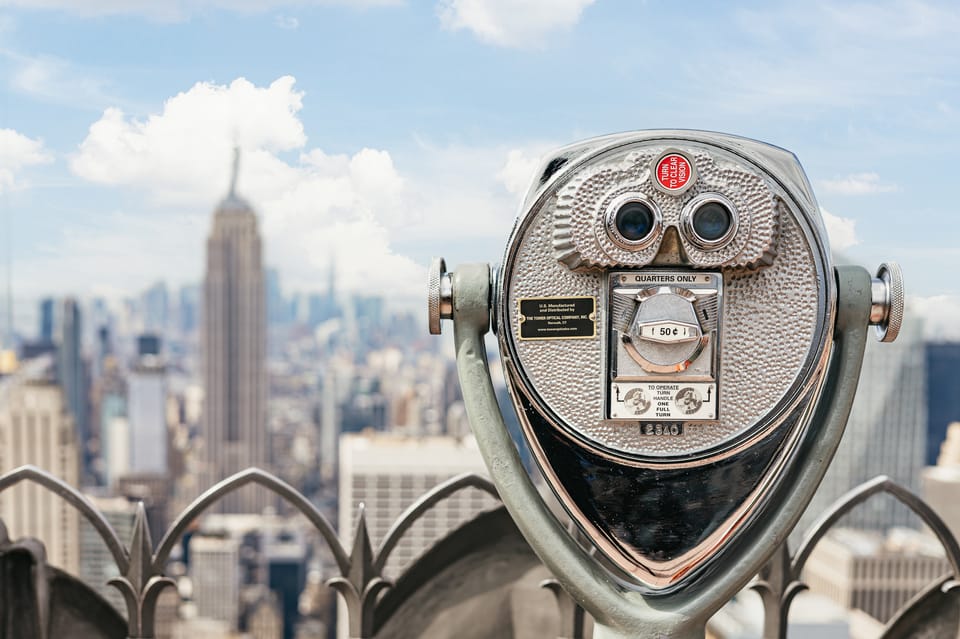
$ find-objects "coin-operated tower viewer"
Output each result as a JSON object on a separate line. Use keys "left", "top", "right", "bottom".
{"left": 428, "top": 130, "right": 903, "bottom": 639}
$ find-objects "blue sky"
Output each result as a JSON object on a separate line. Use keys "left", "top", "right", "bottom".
{"left": 1, "top": 0, "right": 959, "bottom": 337}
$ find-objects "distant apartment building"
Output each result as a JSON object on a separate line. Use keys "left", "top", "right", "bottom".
{"left": 0, "top": 356, "right": 80, "bottom": 573}
{"left": 78, "top": 495, "right": 137, "bottom": 613}
{"left": 191, "top": 535, "right": 242, "bottom": 629}
{"left": 798, "top": 316, "right": 927, "bottom": 536}
{"left": 803, "top": 527, "right": 950, "bottom": 624}
{"left": 708, "top": 590, "right": 849, "bottom": 639}
{"left": 128, "top": 336, "right": 167, "bottom": 476}
{"left": 58, "top": 297, "right": 90, "bottom": 479}
{"left": 921, "top": 421, "right": 960, "bottom": 544}
{"left": 925, "top": 343, "right": 960, "bottom": 465}
{"left": 338, "top": 432, "right": 498, "bottom": 576}
{"left": 247, "top": 588, "right": 283, "bottom": 639}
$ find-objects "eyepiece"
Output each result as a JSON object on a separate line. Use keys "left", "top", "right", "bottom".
{"left": 606, "top": 195, "right": 662, "bottom": 250}
{"left": 681, "top": 194, "right": 738, "bottom": 250}
{"left": 617, "top": 202, "right": 655, "bottom": 240}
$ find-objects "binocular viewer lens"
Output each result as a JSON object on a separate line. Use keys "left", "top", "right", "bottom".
{"left": 615, "top": 200, "right": 656, "bottom": 242}
{"left": 684, "top": 195, "right": 738, "bottom": 250}
{"left": 606, "top": 191, "right": 739, "bottom": 253}
{"left": 691, "top": 201, "right": 731, "bottom": 241}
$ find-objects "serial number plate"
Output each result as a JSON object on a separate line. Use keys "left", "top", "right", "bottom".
{"left": 641, "top": 422, "right": 684, "bottom": 436}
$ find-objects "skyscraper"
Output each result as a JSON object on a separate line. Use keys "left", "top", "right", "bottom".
{"left": 797, "top": 314, "right": 927, "bottom": 538}
{"left": 338, "top": 432, "right": 498, "bottom": 577}
{"left": 178, "top": 284, "right": 200, "bottom": 336}
{"left": 142, "top": 281, "right": 169, "bottom": 333}
{"left": 0, "top": 356, "right": 80, "bottom": 573}
{"left": 128, "top": 334, "right": 167, "bottom": 476}
{"left": 78, "top": 495, "right": 136, "bottom": 613}
{"left": 924, "top": 342, "right": 960, "bottom": 465}
{"left": 58, "top": 297, "right": 90, "bottom": 478}
{"left": 202, "top": 151, "right": 267, "bottom": 513}
{"left": 191, "top": 535, "right": 242, "bottom": 628}
{"left": 39, "top": 297, "right": 55, "bottom": 342}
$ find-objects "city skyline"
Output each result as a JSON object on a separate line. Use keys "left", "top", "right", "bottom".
{"left": 2, "top": 1, "right": 960, "bottom": 342}
{"left": 0, "top": 4, "right": 958, "bottom": 635}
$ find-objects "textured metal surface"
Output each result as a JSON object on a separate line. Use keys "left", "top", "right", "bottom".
{"left": 872, "top": 261, "right": 904, "bottom": 343}
{"left": 375, "top": 508, "right": 587, "bottom": 639}
{"left": 427, "top": 257, "right": 448, "bottom": 335}
{"left": 501, "top": 133, "right": 830, "bottom": 458}
{"left": 0, "top": 526, "right": 127, "bottom": 639}
{"left": 453, "top": 259, "right": 874, "bottom": 628}
{"left": 881, "top": 575, "right": 960, "bottom": 639}
{"left": 552, "top": 144, "right": 779, "bottom": 271}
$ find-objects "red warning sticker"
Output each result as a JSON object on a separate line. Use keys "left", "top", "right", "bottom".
{"left": 655, "top": 153, "right": 693, "bottom": 192}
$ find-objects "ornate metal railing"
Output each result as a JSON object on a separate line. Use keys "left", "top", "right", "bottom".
{"left": 752, "top": 476, "right": 960, "bottom": 639}
{"left": 0, "top": 465, "right": 957, "bottom": 639}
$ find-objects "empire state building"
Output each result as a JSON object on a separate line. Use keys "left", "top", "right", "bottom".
{"left": 202, "top": 151, "right": 267, "bottom": 513}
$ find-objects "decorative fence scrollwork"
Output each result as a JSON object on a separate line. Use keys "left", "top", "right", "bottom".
{"left": 0, "top": 465, "right": 957, "bottom": 639}
{"left": 0, "top": 465, "right": 502, "bottom": 639}
{"left": 752, "top": 475, "right": 960, "bottom": 639}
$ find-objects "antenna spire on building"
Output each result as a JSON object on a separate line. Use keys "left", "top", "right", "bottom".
{"left": 229, "top": 146, "right": 240, "bottom": 198}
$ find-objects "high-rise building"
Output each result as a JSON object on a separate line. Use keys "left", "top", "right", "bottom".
{"left": 265, "top": 525, "right": 307, "bottom": 639}
{"left": 89, "top": 298, "right": 112, "bottom": 383}
{"left": 39, "top": 297, "right": 55, "bottom": 342}
{"left": 78, "top": 495, "right": 136, "bottom": 613}
{"left": 58, "top": 297, "right": 90, "bottom": 476}
{"left": 0, "top": 356, "right": 80, "bottom": 574}
{"left": 319, "top": 364, "right": 346, "bottom": 484}
{"left": 202, "top": 151, "right": 267, "bottom": 513}
{"left": 191, "top": 535, "right": 241, "bottom": 628}
{"left": 924, "top": 342, "right": 960, "bottom": 465}
{"left": 247, "top": 590, "right": 283, "bottom": 639}
{"left": 179, "top": 284, "right": 200, "bottom": 335}
{"left": 338, "top": 432, "right": 497, "bottom": 576}
{"left": 797, "top": 315, "right": 927, "bottom": 537}
{"left": 921, "top": 422, "right": 960, "bottom": 544}
{"left": 305, "top": 259, "right": 339, "bottom": 328}
{"left": 266, "top": 267, "right": 291, "bottom": 327}
{"left": 337, "top": 432, "right": 499, "bottom": 639}
{"left": 802, "top": 527, "right": 948, "bottom": 624}
{"left": 142, "top": 281, "right": 169, "bottom": 333}
{"left": 95, "top": 355, "right": 126, "bottom": 487}
{"left": 128, "top": 336, "right": 167, "bottom": 476}
{"left": 104, "top": 415, "right": 130, "bottom": 486}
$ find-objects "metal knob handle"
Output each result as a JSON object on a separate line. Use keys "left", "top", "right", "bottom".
{"left": 870, "top": 262, "right": 904, "bottom": 343}
{"left": 427, "top": 257, "right": 453, "bottom": 335}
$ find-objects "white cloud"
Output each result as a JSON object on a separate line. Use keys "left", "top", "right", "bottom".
{"left": 908, "top": 294, "right": 960, "bottom": 341}
{"left": 274, "top": 14, "right": 299, "bottom": 29}
{"left": 68, "top": 76, "right": 429, "bottom": 297}
{"left": 820, "top": 207, "right": 859, "bottom": 252}
{"left": 0, "top": 0, "right": 400, "bottom": 21}
{"left": 437, "top": 0, "right": 595, "bottom": 48}
{"left": 0, "top": 128, "right": 52, "bottom": 192}
{"left": 496, "top": 148, "right": 543, "bottom": 197}
{"left": 5, "top": 51, "right": 126, "bottom": 109}
{"left": 65, "top": 76, "right": 532, "bottom": 302}
{"left": 72, "top": 76, "right": 306, "bottom": 202}
{"left": 819, "top": 172, "right": 898, "bottom": 196}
